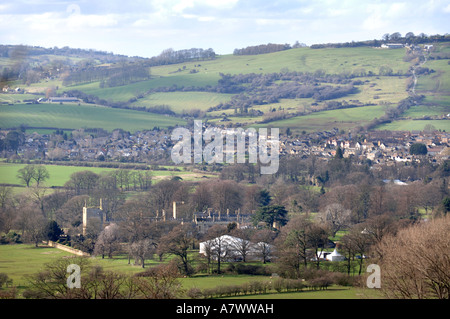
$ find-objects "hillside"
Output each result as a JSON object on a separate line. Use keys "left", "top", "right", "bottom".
{"left": 1, "top": 39, "right": 449, "bottom": 134}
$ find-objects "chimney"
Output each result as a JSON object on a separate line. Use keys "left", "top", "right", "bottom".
{"left": 173, "top": 201, "right": 177, "bottom": 220}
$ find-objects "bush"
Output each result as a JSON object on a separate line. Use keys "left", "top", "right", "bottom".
{"left": 0, "top": 273, "right": 12, "bottom": 288}
{"left": 0, "top": 231, "right": 21, "bottom": 244}
{"left": 234, "top": 264, "right": 271, "bottom": 276}
{"left": 187, "top": 287, "right": 203, "bottom": 299}
{"left": 330, "top": 272, "right": 354, "bottom": 286}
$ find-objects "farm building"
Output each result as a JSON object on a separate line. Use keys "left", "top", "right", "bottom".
{"left": 381, "top": 43, "right": 404, "bottom": 49}
{"left": 314, "top": 248, "right": 345, "bottom": 261}
{"left": 48, "top": 96, "right": 80, "bottom": 103}
{"left": 199, "top": 235, "right": 273, "bottom": 262}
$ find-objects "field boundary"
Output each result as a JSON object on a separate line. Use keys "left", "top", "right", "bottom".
{"left": 46, "top": 240, "right": 90, "bottom": 257}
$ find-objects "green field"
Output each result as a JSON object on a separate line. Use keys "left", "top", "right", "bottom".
{"left": 376, "top": 119, "right": 450, "bottom": 131}
{"left": 0, "top": 103, "right": 186, "bottom": 132}
{"left": 1, "top": 44, "right": 448, "bottom": 134}
{"left": 130, "top": 91, "right": 234, "bottom": 113}
{"left": 0, "top": 244, "right": 381, "bottom": 299}
{"left": 252, "top": 104, "right": 388, "bottom": 133}
{"left": 0, "top": 244, "right": 73, "bottom": 288}
{"left": 151, "top": 47, "right": 410, "bottom": 77}
{"left": 0, "top": 162, "right": 215, "bottom": 189}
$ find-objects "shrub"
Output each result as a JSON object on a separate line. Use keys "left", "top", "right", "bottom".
{"left": 234, "top": 264, "right": 271, "bottom": 276}
{"left": 187, "top": 287, "right": 202, "bottom": 299}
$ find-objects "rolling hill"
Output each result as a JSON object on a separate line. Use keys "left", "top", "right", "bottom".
{"left": 1, "top": 39, "right": 449, "bottom": 134}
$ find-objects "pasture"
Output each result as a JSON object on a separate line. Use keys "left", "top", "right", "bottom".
{"left": 52, "top": 46, "right": 411, "bottom": 113}
{"left": 0, "top": 103, "right": 186, "bottom": 132}
{"left": 0, "top": 162, "right": 216, "bottom": 192}
{"left": 376, "top": 119, "right": 450, "bottom": 131}
{"left": 0, "top": 244, "right": 380, "bottom": 299}
{"left": 130, "top": 91, "right": 234, "bottom": 114}
{"left": 251, "top": 104, "right": 388, "bottom": 133}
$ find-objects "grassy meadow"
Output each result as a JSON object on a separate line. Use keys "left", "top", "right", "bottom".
{"left": 0, "top": 162, "right": 217, "bottom": 194}
{"left": 251, "top": 104, "right": 388, "bottom": 133}
{"left": 0, "top": 244, "right": 382, "bottom": 299}
{"left": 0, "top": 103, "right": 186, "bottom": 133}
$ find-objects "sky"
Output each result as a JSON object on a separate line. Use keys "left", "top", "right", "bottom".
{"left": 0, "top": 0, "right": 449, "bottom": 58}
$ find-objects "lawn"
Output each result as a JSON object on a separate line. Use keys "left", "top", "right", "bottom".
{"left": 0, "top": 244, "right": 73, "bottom": 288}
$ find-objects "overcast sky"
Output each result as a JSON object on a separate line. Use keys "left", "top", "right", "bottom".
{"left": 1, "top": 0, "right": 449, "bottom": 58}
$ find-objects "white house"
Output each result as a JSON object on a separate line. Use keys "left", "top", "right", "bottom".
{"left": 199, "top": 235, "right": 272, "bottom": 261}
{"left": 314, "top": 248, "right": 345, "bottom": 261}
{"left": 327, "top": 248, "right": 345, "bottom": 261}
{"left": 381, "top": 43, "right": 404, "bottom": 49}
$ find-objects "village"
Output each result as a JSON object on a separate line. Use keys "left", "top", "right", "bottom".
{"left": 1, "top": 123, "right": 449, "bottom": 169}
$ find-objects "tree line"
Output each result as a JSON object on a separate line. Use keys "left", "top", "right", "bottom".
{"left": 62, "top": 62, "right": 151, "bottom": 87}
{"left": 310, "top": 32, "right": 450, "bottom": 49}
{"left": 147, "top": 48, "right": 216, "bottom": 66}
{"left": 233, "top": 43, "right": 292, "bottom": 55}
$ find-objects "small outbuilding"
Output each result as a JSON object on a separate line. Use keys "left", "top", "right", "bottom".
{"left": 327, "top": 248, "right": 345, "bottom": 261}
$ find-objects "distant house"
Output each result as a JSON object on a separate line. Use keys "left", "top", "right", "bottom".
{"left": 48, "top": 97, "right": 80, "bottom": 103}
{"left": 199, "top": 235, "right": 273, "bottom": 262}
{"left": 381, "top": 43, "right": 404, "bottom": 49}
{"left": 313, "top": 248, "right": 345, "bottom": 262}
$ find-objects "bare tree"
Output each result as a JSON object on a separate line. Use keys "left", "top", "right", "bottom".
{"left": 375, "top": 215, "right": 450, "bottom": 299}
{"left": 275, "top": 215, "right": 312, "bottom": 276}
{"left": 229, "top": 228, "right": 254, "bottom": 262}
{"left": 316, "top": 203, "right": 351, "bottom": 237}
{"left": 32, "top": 165, "right": 49, "bottom": 187}
{"left": 203, "top": 225, "right": 229, "bottom": 274}
{"left": 15, "top": 204, "right": 46, "bottom": 246}
{"left": 251, "top": 229, "right": 276, "bottom": 264}
{"left": 308, "top": 223, "right": 331, "bottom": 270}
{"left": 159, "top": 224, "right": 197, "bottom": 275}
{"left": 17, "top": 164, "right": 35, "bottom": 187}
{"left": 341, "top": 225, "right": 373, "bottom": 275}
{"left": 94, "top": 223, "right": 121, "bottom": 259}
{"left": 209, "top": 180, "right": 244, "bottom": 215}
{"left": 130, "top": 239, "right": 154, "bottom": 268}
